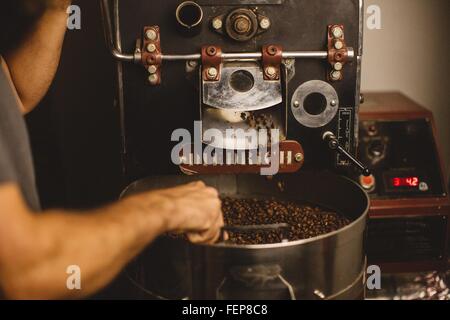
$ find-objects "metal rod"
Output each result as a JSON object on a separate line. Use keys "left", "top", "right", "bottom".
{"left": 100, "top": 0, "right": 135, "bottom": 62}
{"left": 162, "top": 51, "right": 331, "bottom": 62}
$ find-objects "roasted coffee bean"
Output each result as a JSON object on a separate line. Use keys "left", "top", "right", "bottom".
{"left": 222, "top": 197, "right": 351, "bottom": 245}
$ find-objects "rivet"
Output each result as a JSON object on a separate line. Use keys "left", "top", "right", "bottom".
{"left": 145, "top": 29, "right": 157, "bottom": 41}
{"left": 147, "top": 43, "right": 157, "bottom": 53}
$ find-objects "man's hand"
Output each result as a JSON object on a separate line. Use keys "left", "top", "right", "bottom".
{"left": 128, "top": 182, "right": 224, "bottom": 244}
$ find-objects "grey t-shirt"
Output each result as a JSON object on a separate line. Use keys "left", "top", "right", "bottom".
{"left": 0, "top": 58, "right": 40, "bottom": 211}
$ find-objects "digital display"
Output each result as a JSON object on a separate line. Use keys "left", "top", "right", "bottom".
{"left": 391, "top": 177, "right": 419, "bottom": 188}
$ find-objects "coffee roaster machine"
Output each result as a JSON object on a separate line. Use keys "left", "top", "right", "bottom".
{"left": 99, "top": 0, "right": 447, "bottom": 300}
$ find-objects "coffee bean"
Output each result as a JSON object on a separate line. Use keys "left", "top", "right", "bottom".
{"left": 222, "top": 197, "right": 351, "bottom": 245}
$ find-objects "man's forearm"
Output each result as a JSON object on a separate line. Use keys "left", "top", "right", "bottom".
{"left": 3, "top": 3, "right": 71, "bottom": 113}
{"left": 0, "top": 186, "right": 169, "bottom": 299}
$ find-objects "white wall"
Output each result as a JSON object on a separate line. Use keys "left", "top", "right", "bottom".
{"left": 362, "top": 0, "right": 450, "bottom": 180}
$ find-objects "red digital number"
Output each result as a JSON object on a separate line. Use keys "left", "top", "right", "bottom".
{"left": 393, "top": 177, "right": 401, "bottom": 187}
{"left": 392, "top": 177, "right": 419, "bottom": 187}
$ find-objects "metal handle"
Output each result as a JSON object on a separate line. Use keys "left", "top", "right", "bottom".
{"left": 221, "top": 223, "right": 290, "bottom": 243}
{"left": 323, "top": 131, "right": 371, "bottom": 176}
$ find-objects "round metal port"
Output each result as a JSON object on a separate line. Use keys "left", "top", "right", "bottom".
{"left": 176, "top": 1, "right": 203, "bottom": 29}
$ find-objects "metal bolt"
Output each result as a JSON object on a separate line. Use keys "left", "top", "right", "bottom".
{"left": 360, "top": 94, "right": 365, "bottom": 104}
{"left": 267, "top": 45, "right": 278, "bottom": 55}
{"left": 331, "top": 26, "right": 343, "bottom": 38}
{"left": 265, "top": 66, "right": 277, "bottom": 77}
{"left": 145, "top": 29, "right": 157, "bottom": 41}
{"left": 259, "top": 18, "right": 271, "bottom": 30}
{"left": 334, "top": 40, "right": 344, "bottom": 50}
{"left": 330, "top": 70, "right": 341, "bottom": 81}
{"left": 147, "top": 43, "right": 157, "bottom": 53}
{"left": 148, "top": 74, "right": 159, "bottom": 84}
{"left": 206, "top": 46, "right": 217, "bottom": 56}
{"left": 295, "top": 153, "right": 304, "bottom": 163}
{"left": 293, "top": 100, "right": 300, "bottom": 108}
{"left": 334, "top": 62, "right": 343, "bottom": 71}
{"left": 188, "top": 60, "right": 198, "bottom": 68}
{"left": 234, "top": 16, "right": 251, "bottom": 34}
{"left": 212, "top": 18, "right": 223, "bottom": 30}
{"left": 207, "top": 67, "right": 218, "bottom": 79}
{"left": 147, "top": 65, "right": 157, "bottom": 74}
{"left": 330, "top": 100, "right": 337, "bottom": 107}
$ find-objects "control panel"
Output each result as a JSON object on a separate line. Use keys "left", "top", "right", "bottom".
{"left": 357, "top": 92, "right": 449, "bottom": 272}
{"left": 358, "top": 118, "right": 445, "bottom": 198}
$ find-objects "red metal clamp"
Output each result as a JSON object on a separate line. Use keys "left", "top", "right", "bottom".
{"left": 201, "top": 45, "right": 222, "bottom": 82}
{"left": 327, "top": 25, "right": 349, "bottom": 82}
{"left": 141, "top": 26, "right": 162, "bottom": 85}
{"left": 262, "top": 45, "right": 283, "bottom": 81}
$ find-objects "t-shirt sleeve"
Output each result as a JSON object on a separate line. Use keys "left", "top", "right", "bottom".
{"left": 0, "top": 57, "right": 18, "bottom": 185}
{"left": 0, "top": 130, "right": 16, "bottom": 185}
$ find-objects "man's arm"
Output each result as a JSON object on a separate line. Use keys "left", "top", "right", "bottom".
{"left": 3, "top": 1, "right": 71, "bottom": 114}
{"left": 0, "top": 182, "right": 223, "bottom": 299}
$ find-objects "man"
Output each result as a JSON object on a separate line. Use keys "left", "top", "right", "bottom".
{"left": 0, "top": 1, "right": 224, "bottom": 299}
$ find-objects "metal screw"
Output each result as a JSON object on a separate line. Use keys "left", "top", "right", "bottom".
{"left": 207, "top": 67, "right": 218, "bottom": 79}
{"left": 212, "top": 18, "right": 222, "bottom": 30}
{"left": 360, "top": 94, "right": 365, "bottom": 104}
{"left": 295, "top": 153, "right": 304, "bottom": 163}
{"left": 330, "top": 100, "right": 337, "bottom": 107}
{"left": 330, "top": 70, "right": 341, "bottom": 81}
{"left": 188, "top": 60, "right": 198, "bottom": 68}
{"left": 148, "top": 74, "right": 159, "bottom": 84}
{"left": 267, "top": 45, "right": 278, "bottom": 55}
{"left": 147, "top": 43, "right": 157, "bottom": 53}
{"left": 293, "top": 100, "right": 300, "bottom": 108}
{"left": 265, "top": 66, "right": 277, "bottom": 77}
{"left": 147, "top": 65, "right": 157, "bottom": 74}
{"left": 145, "top": 29, "right": 157, "bottom": 41}
{"left": 334, "top": 40, "right": 344, "bottom": 50}
{"left": 259, "top": 18, "right": 271, "bottom": 30}
{"left": 206, "top": 46, "right": 217, "bottom": 56}
{"left": 334, "top": 62, "right": 343, "bottom": 71}
{"left": 331, "top": 26, "right": 343, "bottom": 38}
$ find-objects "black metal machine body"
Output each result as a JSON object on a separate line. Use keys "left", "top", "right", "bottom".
{"left": 100, "top": 0, "right": 365, "bottom": 180}
{"left": 100, "top": 0, "right": 370, "bottom": 300}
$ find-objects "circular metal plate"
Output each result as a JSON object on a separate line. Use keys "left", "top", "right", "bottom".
{"left": 291, "top": 80, "right": 339, "bottom": 128}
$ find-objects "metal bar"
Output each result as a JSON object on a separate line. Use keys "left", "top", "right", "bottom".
{"left": 100, "top": 0, "right": 135, "bottom": 62}
{"left": 222, "top": 223, "right": 290, "bottom": 233}
{"left": 162, "top": 51, "right": 332, "bottom": 62}
{"left": 112, "top": 0, "right": 128, "bottom": 171}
